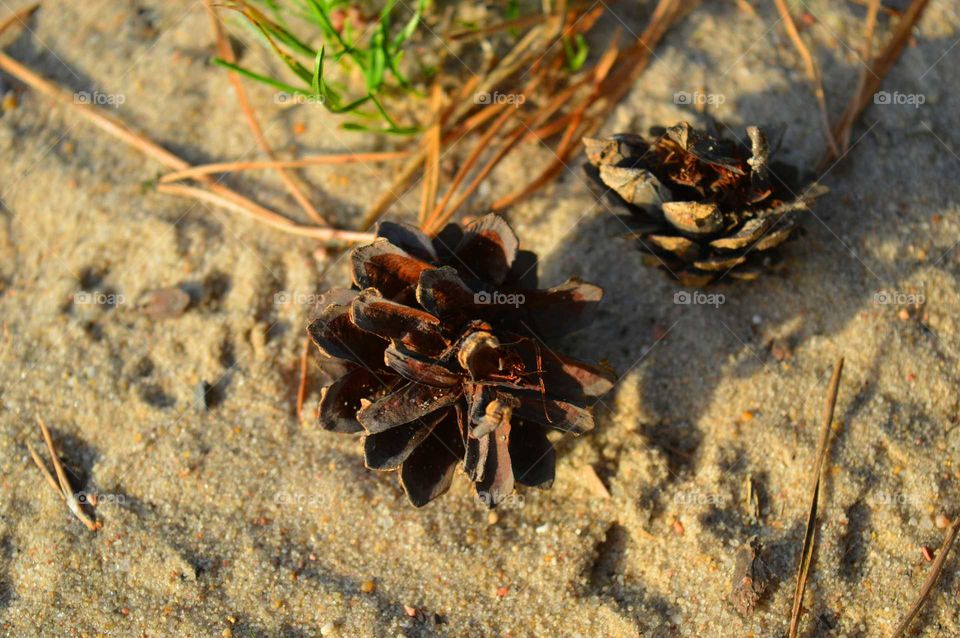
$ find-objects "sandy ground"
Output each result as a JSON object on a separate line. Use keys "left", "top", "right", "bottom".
{"left": 2, "top": 1, "right": 960, "bottom": 636}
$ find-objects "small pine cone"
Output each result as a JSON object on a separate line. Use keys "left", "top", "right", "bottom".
{"left": 584, "top": 122, "right": 827, "bottom": 286}
{"left": 308, "top": 214, "right": 615, "bottom": 508}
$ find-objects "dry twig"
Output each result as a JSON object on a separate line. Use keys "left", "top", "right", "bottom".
{"left": 821, "top": 0, "right": 930, "bottom": 169}
{"left": 159, "top": 152, "right": 407, "bottom": 183}
{"left": 296, "top": 337, "right": 310, "bottom": 421}
{"left": 788, "top": 358, "right": 844, "bottom": 638}
{"left": 202, "top": 0, "right": 325, "bottom": 225}
{"left": 890, "top": 516, "right": 960, "bottom": 638}
{"left": 773, "top": 0, "right": 841, "bottom": 159}
{"left": 27, "top": 417, "right": 98, "bottom": 532}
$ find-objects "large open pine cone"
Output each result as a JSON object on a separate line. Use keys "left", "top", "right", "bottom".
{"left": 585, "top": 122, "right": 827, "bottom": 286}
{"left": 308, "top": 215, "right": 615, "bottom": 507}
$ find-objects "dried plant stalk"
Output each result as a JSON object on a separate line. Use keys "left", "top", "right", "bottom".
{"left": 788, "top": 358, "right": 844, "bottom": 638}
{"left": 890, "top": 516, "right": 960, "bottom": 638}
{"left": 202, "top": 0, "right": 326, "bottom": 225}
{"left": 773, "top": 0, "right": 840, "bottom": 159}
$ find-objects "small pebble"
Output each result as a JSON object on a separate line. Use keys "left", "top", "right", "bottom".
{"left": 935, "top": 513, "right": 950, "bottom": 529}
{"left": 360, "top": 580, "right": 376, "bottom": 594}
{"left": 495, "top": 586, "right": 509, "bottom": 598}
{"left": 898, "top": 308, "right": 910, "bottom": 321}
{"left": 1, "top": 91, "right": 17, "bottom": 112}
{"left": 751, "top": 315, "right": 762, "bottom": 325}
{"left": 320, "top": 622, "right": 337, "bottom": 636}
{"left": 403, "top": 605, "right": 417, "bottom": 618}
{"left": 139, "top": 286, "right": 191, "bottom": 319}
{"left": 487, "top": 512, "right": 499, "bottom": 525}
{"left": 921, "top": 546, "right": 934, "bottom": 562}
{"left": 673, "top": 519, "right": 685, "bottom": 536}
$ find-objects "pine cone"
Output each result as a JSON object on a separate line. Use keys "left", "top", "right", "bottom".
{"left": 584, "top": 122, "right": 827, "bottom": 286}
{"left": 308, "top": 215, "right": 615, "bottom": 507}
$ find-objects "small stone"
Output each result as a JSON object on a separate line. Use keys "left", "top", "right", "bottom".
{"left": 729, "top": 536, "right": 769, "bottom": 616}
{"left": 898, "top": 308, "right": 910, "bottom": 321}
{"left": 935, "top": 513, "right": 950, "bottom": 529}
{"left": 2, "top": 91, "right": 17, "bottom": 112}
{"left": 138, "top": 286, "right": 191, "bottom": 319}
{"left": 495, "top": 586, "right": 509, "bottom": 598}
{"left": 767, "top": 337, "right": 793, "bottom": 361}
{"left": 673, "top": 519, "right": 685, "bottom": 536}
{"left": 403, "top": 605, "right": 417, "bottom": 618}
{"left": 360, "top": 580, "right": 376, "bottom": 594}
{"left": 320, "top": 622, "right": 337, "bottom": 636}
{"left": 221, "top": 629, "right": 233, "bottom": 638}
{"left": 487, "top": 512, "right": 499, "bottom": 526}
{"left": 751, "top": 315, "right": 762, "bottom": 325}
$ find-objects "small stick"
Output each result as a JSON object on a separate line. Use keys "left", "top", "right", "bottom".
{"left": 0, "top": 47, "right": 377, "bottom": 241}
{"left": 157, "top": 183, "right": 374, "bottom": 244}
{"left": 820, "top": 0, "right": 930, "bottom": 170}
{"left": 890, "top": 516, "right": 960, "bottom": 638}
{"left": 296, "top": 337, "right": 310, "bottom": 421}
{"left": 0, "top": 2, "right": 37, "bottom": 35}
{"left": 28, "top": 417, "right": 98, "bottom": 531}
{"left": 788, "top": 358, "right": 844, "bottom": 638}
{"left": 202, "top": 0, "right": 325, "bottom": 225}
{"left": 424, "top": 102, "right": 515, "bottom": 233}
{"left": 418, "top": 84, "right": 443, "bottom": 228}
{"left": 773, "top": 0, "right": 841, "bottom": 159}
{"left": 159, "top": 152, "right": 408, "bottom": 183}
{"left": 493, "top": 29, "right": 622, "bottom": 210}
{"left": 734, "top": 0, "right": 759, "bottom": 18}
